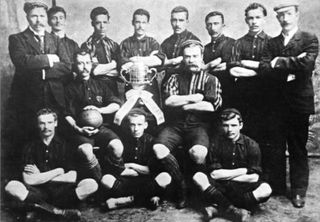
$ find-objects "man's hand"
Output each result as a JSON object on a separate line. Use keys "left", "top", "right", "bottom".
{"left": 121, "top": 168, "right": 139, "bottom": 177}
{"left": 121, "top": 62, "right": 134, "bottom": 72}
{"left": 189, "top": 93, "right": 204, "bottom": 103}
{"left": 83, "top": 105, "right": 101, "bottom": 113}
{"left": 212, "top": 62, "right": 226, "bottom": 72}
{"left": 297, "top": 52, "right": 307, "bottom": 58}
{"left": 171, "top": 56, "right": 183, "bottom": 66}
{"left": 78, "top": 126, "right": 99, "bottom": 137}
{"left": 240, "top": 60, "right": 259, "bottom": 69}
{"left": 24, "top": 164, "right": 40, "bottom": 174}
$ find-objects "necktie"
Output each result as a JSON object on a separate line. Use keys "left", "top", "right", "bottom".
{"left": 34, "top": 35, "right": 45, "bottom": 54}
{"left": 34, "top": 35, "right": 46, "bottom": 80}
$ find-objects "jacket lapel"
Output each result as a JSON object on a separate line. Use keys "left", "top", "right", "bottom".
{"left": 283, "top": 30, "right": 302, "bottom": 52}
{"left": 22, "top": 28, "right": 41, "bottom": 54}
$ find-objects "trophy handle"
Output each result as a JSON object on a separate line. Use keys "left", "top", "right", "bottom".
{"left": 148, "top": 68, "right": 157, "bottom": 82}
{"left": 120, "top": 68, "right": 130, "bottom": 83}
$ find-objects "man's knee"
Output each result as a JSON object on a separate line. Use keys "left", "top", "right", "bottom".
{"left": 77, "top": 179, "right": 98, "bottom": 195}
{"left": 155, "top": 172, "right": 172, "bottom": 188}
{"left": 255, "top": 183, "right": 272, "bottom": 201}
{"left": 108, "top": 139, "right": 124, "bottom": 158}
{"left": 78, "top": 143, "right": 94, "bottom": 160}
{"left": 101, "top": 174, "right": 116, "bottom": 189}
{"left": 189, "top": 145, "right": 208, "bottom": 164}
{"left": 193, "top": 172, "right": 210, "bottom": 191}
{"left": 5, "top": 180, "right": 28, "bottom": 201}
{"left": 192, "top": 172, "right": 208, "bottom": 185}
{"left": 153, "top": 144, "right": 170, "bottom": 159}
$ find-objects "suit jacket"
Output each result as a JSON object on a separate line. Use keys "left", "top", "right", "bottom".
{"left": 9, "top": 28, "right": 72, "bottom": 115}
{"left": 259, "top": 30, "right": 319, "bottom": 114}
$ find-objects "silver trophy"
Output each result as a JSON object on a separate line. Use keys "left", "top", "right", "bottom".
{"left": 120, "top": 61, "right": 157, "bottom": 90}
{"left": 114, "top": 61, "right": 164, "bottom": 125}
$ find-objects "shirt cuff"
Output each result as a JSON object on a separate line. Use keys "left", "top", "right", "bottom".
{"left": 270, "top": 57, "right": 279, "bottom": 68}
{"left": 47, "top": 55, "right": 55, "bottom": 67}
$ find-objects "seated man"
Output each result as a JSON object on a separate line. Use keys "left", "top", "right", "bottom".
{"left": 154, "top": 40, "right": 222, "bottom": 208}
{"left": 101, "top": 108, "right": 171, "bottom": 210}
{"left": 64, "top": 50, "right": 124, "bottom": 182}
{"left": 4, "top": 108, "right": 98, "bottom": 221}
{"left": 193, "top": 108, "right": 272, "bottom": 221}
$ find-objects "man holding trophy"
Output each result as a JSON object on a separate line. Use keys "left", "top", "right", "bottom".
{"left": 115, "top": 9, "right": 165, "bottom": 132}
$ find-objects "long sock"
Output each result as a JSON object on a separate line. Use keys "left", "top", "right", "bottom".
{"left": 242, "top": 192, "right": 259, "bottom": 210}
{"left": 141, "top": 180, "right": 163, "bottom": 198}
{"left": 204, "top": 185, "right": 232, "bottom": 209}
{"left": 105, "top": 155, "right": 125, "bottom": 176}
{"left": 160, "top": 154, "right": 183, "bottom": 183}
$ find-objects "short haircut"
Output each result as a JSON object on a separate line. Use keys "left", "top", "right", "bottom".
{"left": 171, "top": 6, "right": 189, "bottom": 20}
{"left": 74, "top": 49, "right": 92, "bottom": 63}
{"left": 181, "top": 39, "right": 204, "bottom": 54}
{"left": 220, "top": 108, "right": 243, "bottom": 123}
{"left": 126, "top": 108, "right": 148, "bottom": 121}
{"left": 36, "top": 108, "right": 58, "bottom": 121}
{"left": 205, "top": 11, "right": 225, "bottom": 24}
{"left": 24, "top": 3, "right": 48, "bottom": 14}
{"left": 47, "top": 6, "right": 66, "bottom": 19}
{"left": 245, "top": 3, "right": 267, "bottom": 17}
{"left": 90, "top": 7, "right": 110, "bottom": 21}
{"left": 72, "top": 49, "right": 92, "bottom": 73}
{"left": 132, "top": 8, "right": 150, "bottom": 22}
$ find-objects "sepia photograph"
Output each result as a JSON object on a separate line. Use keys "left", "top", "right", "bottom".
{"left": 1, "top": 0, "right": 320, "bottom": 221}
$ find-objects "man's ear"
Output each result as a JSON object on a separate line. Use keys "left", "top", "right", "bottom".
{"left": 54, "top": 120, "right": 58, "bottom": 127}
{"left": 144, "top": 121, "right": 148, "bottom": 130}
{"left": 239, "top": 122, "right": 243, "bottom": 130}
{"left": 91, "top": 20, "right": 94, "bottom": 27}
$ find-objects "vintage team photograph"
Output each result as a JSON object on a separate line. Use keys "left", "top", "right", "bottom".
{"left": 1, "top": 0, "right": 320, "bottom": 221}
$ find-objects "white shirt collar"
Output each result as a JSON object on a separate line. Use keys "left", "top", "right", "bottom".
{"left": 282, "top": 26, "right": 298, "bottom": 46}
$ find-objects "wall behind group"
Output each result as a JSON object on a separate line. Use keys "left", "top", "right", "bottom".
{"left": 1, "top": 0, "right": 320, "bottom": 152}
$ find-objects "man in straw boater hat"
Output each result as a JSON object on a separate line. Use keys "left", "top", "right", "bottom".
{"left": 259, "top": 0, "right": 319, "bottom": 208}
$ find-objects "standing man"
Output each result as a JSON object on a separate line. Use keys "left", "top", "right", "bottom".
{"left": 154, "top": 40, "right": 222, "bottom": 208}
{"left": 203, "top": 11, "right": 235, "bottom": 108}
{"left": 47, "top": 6, "right": 80, "bottom": 65}
{"left": 228, "top": 3, "right": 272, "bottom": 170}
{"left": 119, "top": 8, "right": 165, "bottom": 106}
{"left": 193, "top": 108, "right": 271, "bottom": 221}
{"left": 5, "top": 108, "right": 98, "bottom": 221}
{"left": 81, "top": 7, "right": 120, "bottom": 94}
{"left": 161, "top": 6, "right": 200, "bottom": 85}
{"left": 8, "top": 0, "right": 72, "bottom": 140}
{"left": 259, "top": 0, "right": 319, "bottom": 207}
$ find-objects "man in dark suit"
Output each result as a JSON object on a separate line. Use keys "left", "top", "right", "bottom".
{"left": 8, "top": 0, "right": 72, "bottom": 141}
{"left": 259, "top": 0, "right": 319, "bottom": 208}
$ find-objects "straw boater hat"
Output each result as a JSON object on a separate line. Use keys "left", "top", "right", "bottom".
{"left": 273, "top": 0, "right": 299, "bottom": 12}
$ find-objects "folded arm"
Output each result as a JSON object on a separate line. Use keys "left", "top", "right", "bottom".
{"left": 23, "top": 166, "right": 64, "bottom": 186}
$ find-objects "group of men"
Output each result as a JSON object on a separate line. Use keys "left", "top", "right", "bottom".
{"left": 3, "top": 0, "right": 319, "bottom": 221}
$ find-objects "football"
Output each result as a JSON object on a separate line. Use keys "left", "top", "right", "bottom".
{"left": 78, "top": 109, "right": 103, "bottom": 128}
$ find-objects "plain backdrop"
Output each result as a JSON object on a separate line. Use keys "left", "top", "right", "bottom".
{"left": 8, "top": 0, "right": 320, "bottom": 45}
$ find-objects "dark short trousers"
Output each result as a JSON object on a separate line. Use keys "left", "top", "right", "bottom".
{"left": 72, "top": 126, "right": 119, "bottom": 148}
{"left": 209, "top": 177, "right": 264, "bottom": 208}
{"left": 110, "top": 175, "right": 155, "bottom": 198}
{"left": 25, "top": 182, "right": 77, "bottom": 208}
{"left": 154, "top": 124, "right": 209, "bottom": 151}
